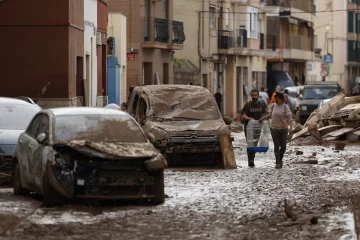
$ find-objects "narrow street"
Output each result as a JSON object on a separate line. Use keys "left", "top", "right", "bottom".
{"left": 0, "top": 132, "right": 357, "bottom": 239}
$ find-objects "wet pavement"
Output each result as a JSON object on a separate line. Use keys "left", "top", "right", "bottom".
{"left": 0, "top": 132, "right": 359, "bottom": 240}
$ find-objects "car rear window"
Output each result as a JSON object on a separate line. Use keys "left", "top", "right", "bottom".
{"left": 54, "top": 114, "right": 147, "bottom": 143}
{"left": 0, "top": 105, "right": 40, "bottom": 130}
{"left": 303, "top": 87, "right": 340, "bottom": 99}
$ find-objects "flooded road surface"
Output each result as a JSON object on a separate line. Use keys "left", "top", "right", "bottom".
{"left": 0, "top": 132, "right": 359, "bottom": 240}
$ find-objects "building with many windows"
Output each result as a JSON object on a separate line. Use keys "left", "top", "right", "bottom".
{"left": 315, "top": 0, "right": 360, "bottom": 93}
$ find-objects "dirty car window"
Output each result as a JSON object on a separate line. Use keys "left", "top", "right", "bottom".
{"left": 0, "top": 105, "right": 40, "bottom": 130}
{"left": 54, "top": 114, "right": 147, "bottom": 143}
{"left": 150, "top": 88, "right": 221, "bottom": 120}
{"left": 303, "top": 87, "right": 340, "bottom": 99}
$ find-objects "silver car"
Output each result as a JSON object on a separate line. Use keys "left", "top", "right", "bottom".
{"left": 0, "top": 97, "right": 41, "bottom": 183}
{"left": 12, "top": 107, "right": 167, "bottom": 206}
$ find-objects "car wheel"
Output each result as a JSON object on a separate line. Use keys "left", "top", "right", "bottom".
{"left": 12, "top": 161, "right": 26, "bottom": 195}
{"left": 43, "top": 171, "right": 61, "bottom": 207}
{"left": 150, "top": 169, "right": 165, "bottom": 205}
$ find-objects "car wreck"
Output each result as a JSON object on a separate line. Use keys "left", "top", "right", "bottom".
{"left": 12, "top": 108, "right": 167, "bottom": 207}
{"left": 127, "top": 85, "right": 236, "bottom": 169}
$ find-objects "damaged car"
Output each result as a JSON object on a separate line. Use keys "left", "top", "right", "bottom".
{"left": 127, "top": 85, "right": 236, "bottom": 169}
{"left": 12, "top": 107, "right": 167, "bottom": 207}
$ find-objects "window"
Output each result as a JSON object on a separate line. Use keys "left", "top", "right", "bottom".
{"left": 163, "top": 0, "right": 168, "bottom": 19}
{"left": 26, "top": 114, "right": 42, "bottom": 138}
{"left": 314, "top": 35, "right": 317, "bottom": 48}
{"left": 209, "top": 6, "right": 216, "bottom": 28}
{"left": 348, "top": 40, "right": 357, "bottom": 62}
{"left": 246, "top": 7, "right": 259, "bottom": 39}
{"left": 37, "top": 115, "right": 49, "bottom": 136}
{"left": 348, "top": 12, "right": 356, "bottom": 32}
{"left": 314, "top": 4, "right": 316, "bottom": 16}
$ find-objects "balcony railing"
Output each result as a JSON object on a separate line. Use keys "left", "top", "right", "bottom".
{"left": 218, "top": 30, "right": 234, "bottom": 49}
{"left": 236, "top": 29, "right": 248, "bottom": 48}
{"left": 266, "top": 0, "right": 313, "bottom": 13}
{"left": 143, "top": 17, "right": 185, "bottom": 45}
{"left": 266, "top": 34, "right": 312, "bottom": 51}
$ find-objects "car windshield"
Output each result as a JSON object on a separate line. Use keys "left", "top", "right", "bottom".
{"left": 54, "top": 114, "right": 147, "bottom": 143}
{"left": 150, "top": 87, "right": 222, "bottom": 120}
{"left": 272, "top": 72, "right": 294, "bottom": 89}
{"left": 303, "top": 87, "right": 340, "bottom": 99}
{"left": 0, "top": 104, "right": 40, "bottom": 130}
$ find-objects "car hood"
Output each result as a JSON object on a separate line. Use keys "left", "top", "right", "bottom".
{"left": 148, "top": 119, "right": 224, "bottom": 132}
{"left": 53, "top": 140, "right": 159, "bottom": 159}
{"left": 300, "top": 99, "right": 323, "bottom": 106}
{"left": 0, "top": 130, "right": 23, "bottom": 155}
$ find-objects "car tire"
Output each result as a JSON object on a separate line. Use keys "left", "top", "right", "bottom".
{"left": 151, "top": 169, "right": 165, "bottom": 205}
{"left": 43, "top": 172, "right": 61, "bottom": 207}
{"left": 12, "top": 161, "right": 26, "bottom": 196}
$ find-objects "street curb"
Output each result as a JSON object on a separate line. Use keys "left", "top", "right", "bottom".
{"left": 353, "top": 194, "right": 360, "bottom": 240}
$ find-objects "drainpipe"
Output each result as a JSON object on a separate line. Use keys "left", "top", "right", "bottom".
{"left": 198, "top": 11, "right": 203, "bottom": 85}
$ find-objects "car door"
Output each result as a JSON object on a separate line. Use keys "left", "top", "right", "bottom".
{"left": 28, "top": 114, "right": 49, "bottom": 191}
{"left": 17, "top": 114, "right": 42, "bottom": 189}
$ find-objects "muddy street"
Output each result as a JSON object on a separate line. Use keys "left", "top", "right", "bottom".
{"left": 0, "top": 132, "right": 359, "bottom": 240}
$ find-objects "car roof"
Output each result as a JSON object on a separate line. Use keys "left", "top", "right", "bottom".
{"left": 134, "top": 84, "right": 209, "bottom": 94}
{"left": 0, "top": 97, "right": 41, "bottom": 108}
{"left": 304, "top": 84, "right": 339, "bottom": 88}
{"left": 47, "top": 107, "right": 130, "bottom": 117}
{"left": 285, "top": 86, "right": 303, "bottom": 91}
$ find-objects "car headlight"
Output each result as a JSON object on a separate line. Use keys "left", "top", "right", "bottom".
{"left": 217, "top": 124, "right": 230, "bottom": 135}
{"left": 302, "top": 106, "right": 307, "bottom": 111}
{"left": 149, "top": 126, "right": 170, "bottom": 142}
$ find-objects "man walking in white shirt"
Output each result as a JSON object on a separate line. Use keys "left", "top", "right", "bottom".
{"left": 259, "top": 87, "right": 269, "bottom": 105}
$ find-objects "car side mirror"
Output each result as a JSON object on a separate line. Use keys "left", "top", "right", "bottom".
{"left": 36, "top": 133, "right": 47, "bottom": 144}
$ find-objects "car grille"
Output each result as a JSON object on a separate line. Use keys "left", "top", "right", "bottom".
{"left": 170, "top": 134, "right": 218, "bottom": 144}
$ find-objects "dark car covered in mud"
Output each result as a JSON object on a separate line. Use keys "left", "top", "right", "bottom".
{"left": 12, "top": 108, "right": 167, "bottom": 206}
{"left": 127, "top": 85, "right": 236, "bottom": 169}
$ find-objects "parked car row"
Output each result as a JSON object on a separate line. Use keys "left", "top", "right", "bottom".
{"left": 1, "top": 85, "right": 236, "bottom": 207}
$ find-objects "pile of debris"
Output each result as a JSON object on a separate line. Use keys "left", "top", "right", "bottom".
{"left": 288, "top": 92, "right": 360, "bottom": 145}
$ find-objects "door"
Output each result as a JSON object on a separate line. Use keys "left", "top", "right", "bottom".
{"left": 143, "top": 62, "right": 153, "bottom": 85}
{"left": 29, "top": 114, "right": 49, "bottom": 191}
{"left": 163, "top": 63, "right": 169, "bottom": 84}
{"left": 19, "top": 114, "right": 42, "bottom": 189}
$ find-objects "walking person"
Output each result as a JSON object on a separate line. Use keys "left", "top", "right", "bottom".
{"left": 259, "top": 87, "right": 269, "bottom": 105}
{"left": 214, "top": 88, "right": 222, "bottom": 113}
{"left": 241, "top": 89, "right": 266, "bottom": 168}
{"left": 259, "top": 92, "right": 293, "bottom": 169}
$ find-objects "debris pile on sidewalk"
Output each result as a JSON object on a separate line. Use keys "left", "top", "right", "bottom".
{"left": 289, "top": 92, "right": 360, "bottom": 145}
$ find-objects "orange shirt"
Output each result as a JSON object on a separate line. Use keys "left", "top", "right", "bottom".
{"left": 270, "top": 92, "right": 277, "bottom": 104}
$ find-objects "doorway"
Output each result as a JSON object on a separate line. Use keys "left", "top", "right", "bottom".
{"left": 163, "top": 63, "right": 169, "bottom": 84}
{"left": 85, "top": 54, "right": 90, "bottom": 106}
{"left": 143, "top": 62, "right": 153, "bottom": 85}
{"left": 76, "top": 56, "right": 84, "bottom": 106}
{"left": 202, "top": 74, "right": 208, "bottom": 89}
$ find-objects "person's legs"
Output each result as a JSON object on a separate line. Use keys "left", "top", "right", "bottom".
{"left": 279, "top": 129, "right": 288, "bottom": 167}
{"left": 245, "top": 124, "right": 255, "bottom": 167}
{"left": 270, "top": 128, "right": 281, "bottom": 167}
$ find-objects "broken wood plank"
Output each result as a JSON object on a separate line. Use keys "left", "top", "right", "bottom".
{"left": 347, "top": 130, "right": 360, "bottom": 142}
{"left": 287, "top": 126, "right": 309, "bottom": 143}
{"left": 219, "top": 135, "right": 237, "bottom": 169}
{"left": 308, "top": 124, "right": 322, "bottom": 144}
{"left": 340, "top": 103, "right": 360, "bottom": 111}
{"left": 323, "top": 127, "right": 357, "bottom": 138}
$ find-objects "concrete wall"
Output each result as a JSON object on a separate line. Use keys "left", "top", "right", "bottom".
{"left": 84, "top": 0, "right": 98, "bottom": 106}
{"left": 108, "top": 13, "right": 127, "bottom": 103}
{"left": 0, "top": 0, "right": 84, "bottom": 107}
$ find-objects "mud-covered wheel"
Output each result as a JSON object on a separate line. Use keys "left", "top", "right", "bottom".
{"left": 43, "top": 172, "right": 62, "bottom": 207}
{"left": 12, "top": 161, "right": 26, "bottom": 195}
{"left": 151, "top": 169, "right": 165, "bottom": 205}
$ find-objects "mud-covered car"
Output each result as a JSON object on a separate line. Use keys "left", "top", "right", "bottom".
{"left": 0, "top": 97, "right": 41, "bottom": 184}
{"left": 12, "top": 107, "right": 167, "bottom": 206}
{"left": 127, "top": 85, "right": 236, "bottom": 169}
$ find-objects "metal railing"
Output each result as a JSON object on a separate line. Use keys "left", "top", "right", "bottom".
{"left": 266, "top": 0, "right": 313, "bottom": 13}
{"left": 287, "top": 35, "right": 312, "bottom": 51}
{"left": 218, "top": 30, "right": 234, "bottom": 49}
{"left": 143, "top": 17, "right": 185, "bottom": 45}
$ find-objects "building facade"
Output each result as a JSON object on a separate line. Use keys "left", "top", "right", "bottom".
{"left": 315, "top": 0, "right": 360, "bottom": 94}
{"left": 108, "top": 0, "right": 185, "bottom": 98}
{"left": 0, "top": 0, "right": 84, "bottom": 108}
{"left": 264, "top": 0, "right": 315, "bottom": 86}
{"left": 108, "top": 13, "right": 127, "bottom": 103}
{"left": 84, "top": 0, "right": 98, "bottom": 106}
{"left": 97, "top": 0, "right": 109, "bottom": 107}
{"left": 175, "top": 0, "right": 267, "bottom": 117}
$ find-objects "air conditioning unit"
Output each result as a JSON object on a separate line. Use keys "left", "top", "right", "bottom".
{"left": 96, "top": 32, "right": 102, "bottom": 46}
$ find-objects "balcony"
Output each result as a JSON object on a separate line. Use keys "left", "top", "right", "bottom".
{"left": 286, "top": 35, "right": 312, "bottom": 51}
{"left": 142, "top": 17, "right": 185, "bottom": 50}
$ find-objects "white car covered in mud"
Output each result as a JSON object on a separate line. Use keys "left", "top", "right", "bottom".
{"left": 12, "top": 107, "right": 167, "bottom": 207}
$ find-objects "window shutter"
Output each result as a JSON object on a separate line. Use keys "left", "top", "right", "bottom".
{"left": 348, "top": 12, "right": 354, "bottom": 32}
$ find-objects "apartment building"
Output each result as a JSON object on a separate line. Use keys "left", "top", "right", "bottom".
{"left": 315, "top": 0, "right": 360, "bottom": 94}
{"left": 175, "top": 0, "right": 267, "bottom": 117}
{"left": 264, "top": 0, "right": 315, "bottom": 86}
{"left": 108, "top": 0, "right": 185, "bottom": 98}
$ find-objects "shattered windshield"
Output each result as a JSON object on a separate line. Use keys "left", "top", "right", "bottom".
{"left": 303, "top": 87, "right": 340, "bottom": 100}
{"left": 150, "top": 87, "right": 221, "bottom": 120}
{"left": 54, "top": 114, "right": 147, "bottom": 143}
{"left": 0, "top": 105, "right": 40, "bottom": 130}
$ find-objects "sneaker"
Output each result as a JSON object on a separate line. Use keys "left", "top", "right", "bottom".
{"left": 275, "top": 164, "right": 282, "bottom": 169}
{"left": 248, "top": 161, "right": 255, "bottom": 168}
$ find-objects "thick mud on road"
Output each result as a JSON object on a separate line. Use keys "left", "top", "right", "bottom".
{"left": 0, "top": 132, "right": 360, "bottom": 240}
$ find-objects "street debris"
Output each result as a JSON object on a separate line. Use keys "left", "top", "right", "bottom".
{"left": 289, "top": 93, "right": 360, "bottom": 146}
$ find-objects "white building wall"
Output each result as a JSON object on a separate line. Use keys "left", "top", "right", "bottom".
{"left": 84, "top": 0, "right": 97, "bottom": 106}
{"left": 108, "top": 13, "right": 127, "bottom": 103}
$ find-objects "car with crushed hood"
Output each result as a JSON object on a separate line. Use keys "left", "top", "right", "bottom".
{"left": 127, "top": 85, "right": 236, "bottom": 169}
{"left": 12, "top": 107, "right": 167, "bottom": 207}
{"left": 0, "top": 97, "right": 41, "bottom": 184}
